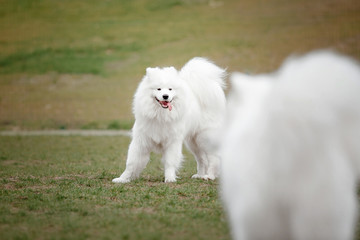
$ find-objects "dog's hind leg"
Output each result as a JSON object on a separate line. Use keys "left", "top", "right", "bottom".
{"left": 204, "top": 154, "right": 219, "bottom": 180}
{"left": 192, "top": 151, "right": 218, "bottom": 180}
{"left": 187, "top": 132, "right": 219, "bottom": 180}
{"left": 112, "top": 138, "right": 150, "bottom": 183}
{"left": 185, "top": 136, "right": 207, "bottom": 179}
{"left": 192, "top": 152, "right": 208, "bottom": 179}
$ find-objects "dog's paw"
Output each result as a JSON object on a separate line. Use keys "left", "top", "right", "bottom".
{"left": 191, "top": 174, "right": 216, "bottom": 180}
{"left": 203, "top": 174, "right": 216, "bottom": 180}
{"left": 164, "top": 176, "right": 177, "bottom": 183}
{"left": 112, "top": 177, "right": 131, "bottom": 183}
{"left": 191, "top": 174, "right": 202, "bottom": 179}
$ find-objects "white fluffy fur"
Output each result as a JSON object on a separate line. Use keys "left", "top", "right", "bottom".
{"left": 220, "top": 51, "right": 360, "bottom": 240}
{"left": 112, "top": 57, "right": 226, "bottom": 183}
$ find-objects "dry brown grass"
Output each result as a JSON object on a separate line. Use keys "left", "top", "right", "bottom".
{"left": 0, "top": 0, "right": 359, "bottom": 130}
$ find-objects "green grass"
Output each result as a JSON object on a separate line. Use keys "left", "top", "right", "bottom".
{"left": 107, "top": 120, "right": 134, "bottom": 130}
{"left": 1, "top": 135, "right": 359, "bottom": 239}
{"left": 0, "top": 44, "right": 143, "bottom": 75}
{"left": 1, "top": 1, "right": 359, "bottom": 238}
{"left": 0, "top": 0, "right": 359, "bottom": 130}
{"left": 0, "top": 135, "right": 230, "bottom": 240}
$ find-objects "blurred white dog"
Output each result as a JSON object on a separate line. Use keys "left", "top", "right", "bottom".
{"left": 113, "top": 58, "right": 226, "bottom": 183}
{"left": 220, "top": 51, "right": 360, "bottom": 240}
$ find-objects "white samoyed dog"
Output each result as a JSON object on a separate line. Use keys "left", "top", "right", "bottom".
{"left": 112, "top": 58, "right": 226, "bottom": 183}
{"left": 220, "top": 51, "right": 360, "bottom": 240}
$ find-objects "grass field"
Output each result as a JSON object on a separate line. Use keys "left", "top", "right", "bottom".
{"left": 0, "top": 135, "right": 230, "bottom": 240}
{"left": 0, "top": 135, "right": 359, "bottom": 240}
{"left": 1, "top": 0, "right": 360, "bottom": 239}
{"left": 0, "top": 0, "right": 359, "bottom": 130}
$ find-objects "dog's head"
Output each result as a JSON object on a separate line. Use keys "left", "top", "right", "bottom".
{"left": 145, "top": 66, "right": 179, "bottom": 111}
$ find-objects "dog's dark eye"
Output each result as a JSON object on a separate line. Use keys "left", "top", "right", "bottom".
{"left": 169, "top": 88, "right": 172, "bottom": 91}
{"left": 157, "top": 88, "right": 161, "bottom": 91}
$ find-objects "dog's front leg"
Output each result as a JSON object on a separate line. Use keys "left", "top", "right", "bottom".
{"left": 163, "top": 140, "right": 183, "bottom": 183}
{"left": 112, "top": 138, "right": 150, "bottom": 183}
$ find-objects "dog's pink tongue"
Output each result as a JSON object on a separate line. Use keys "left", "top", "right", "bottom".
{"left": 166, "top": 102, "right": 172, "bottom": 111}
{"left": 161, "top": 101, "right": 172, "bottom": 111}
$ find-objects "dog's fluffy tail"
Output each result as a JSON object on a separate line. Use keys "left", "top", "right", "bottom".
{"left": 180, "top": 57, "right": 226, "bottom": 112}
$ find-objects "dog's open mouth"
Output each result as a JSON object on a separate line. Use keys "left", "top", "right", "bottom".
{"left": 155, "top": 98, "right": 173, "bottom": 111}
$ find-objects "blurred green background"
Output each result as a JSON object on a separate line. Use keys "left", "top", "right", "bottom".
{"left": 0, "top": 0, "right": 359, "bottom": 130}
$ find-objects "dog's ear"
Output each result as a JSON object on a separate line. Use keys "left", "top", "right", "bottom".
{"left": 146, "top": 67, "right": 155, "bottom": 76}
{"left": 145, "top": 67, "right": 159, "bottom": 82}
{"left": 162, "top": 66, "right": 178, "bottom": 76}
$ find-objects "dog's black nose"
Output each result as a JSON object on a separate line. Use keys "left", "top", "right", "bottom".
{"left": 163, "top": 94, "right": 169, "bottom": 100}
